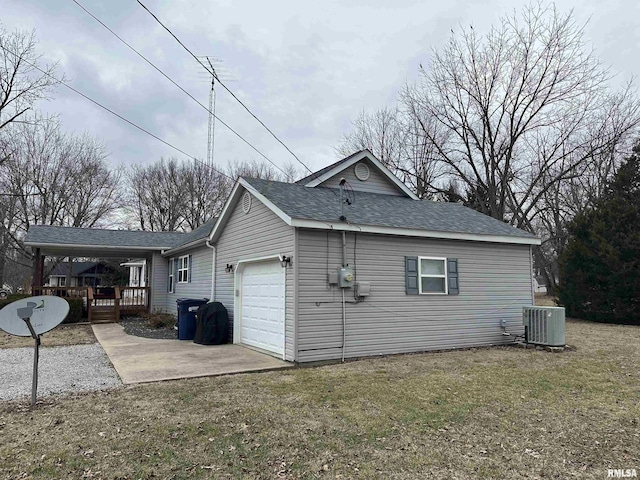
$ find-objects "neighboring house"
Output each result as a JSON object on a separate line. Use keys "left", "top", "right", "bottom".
{"left": 25, "top": 150, "right": 540, "bottom": 363}
{"left": 46, "top": 261, "right": 117, "bottom": 287}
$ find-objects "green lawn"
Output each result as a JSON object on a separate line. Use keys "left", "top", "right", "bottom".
{"left": 1, "top": 319, "right": 638, "bottom": 479}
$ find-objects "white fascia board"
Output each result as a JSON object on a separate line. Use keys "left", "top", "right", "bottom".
{"left": 208, "top": 179, "right": 294, "bottom": 244}
{"left": 289, "top": 218, "right": 542, "bottom": 246}
{"left": 304, "top": 150, "right": 419, "bottom": 200}
{"left": 239, "top": 178, "right": 293, "bottom": 224}
{"left": 23, "top": 242, "right": 167, "bottom": 251}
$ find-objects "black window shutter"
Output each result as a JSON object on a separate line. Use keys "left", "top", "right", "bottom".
{"left": 405, "top": 256, "right": 419, "bottom": 295}
{"left": 167, "top": 259, "right": 172, "bottom": 292}
{"left": 174, "top": 258, "right": 179, "bottom": 286}
{"left": 188, "top": 255, "right": 193, "bottom": 283}
{"left": 447, "top": 258, "right": 459, "bottom": 295}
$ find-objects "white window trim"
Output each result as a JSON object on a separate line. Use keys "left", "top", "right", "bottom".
{"left": 418, "top": 256, "right": 448, "bottom": 295}
{"left": 168, "top": 259, "right": 175, "bottom": 293}
{"left": 177, "top": 255, "right": 189, "bottom": 284}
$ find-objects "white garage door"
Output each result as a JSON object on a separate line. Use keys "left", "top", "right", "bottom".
{"left": 240, "top": 260, "right": 285, "bottom": 356}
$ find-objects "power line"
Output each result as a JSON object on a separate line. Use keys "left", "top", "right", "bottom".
{"left": 135, "top": 0, "right": 313, "bottom": 175}
{"left": 0, "top": 192, "right": 42, "bottom": 196}
{"left": 69, "top": 0, "right": 290, "bottom": 180}
{"left": 0, "top": 43, "right": 236, "bottom": 184}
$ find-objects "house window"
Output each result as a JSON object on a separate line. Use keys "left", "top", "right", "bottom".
{"left": 178, "top": 256, "right": 189, "bottom": 283}
{"left": 59, "top": 277, "right": 66, "bottom": 287}
{"left": 419, "top": 257, "right": 447, "bottom": 294}
{"left": 168, "top": 260, "right": 175, "bottom": 293}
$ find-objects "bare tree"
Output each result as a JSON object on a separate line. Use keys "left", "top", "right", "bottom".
{"left": 7, "top": 120, "right": 122, "bottom": 228}
{"left": 182, "top": 161, "right": 230, "bottom": 231}
{"left": 128, "top": 158, "right": 186, "bottom": 232}
{"left": 405, "top": 5, "right": 639, "bottom": 222}
{"left": 0, "top": 120, "right": 121, "bottom": 286}
{"left": 226, "top": 158, "right": 294, "bottom": 182}
{"left": 127, "top": 156, "right": 294, "bottom": 233}
{"left": 337, "top": 108, "right": 444, "bottom": 198}
{"left": 0, "top": 25, "right": 62, "bottom": 287}
{"left": 0, "top": 27, "right": 60, "bottom": 135}
{"left": 339, "top": 4, "right": 640, "bottom": 293}
{"left": 337, "top": 108, "right": 404, "bottom": 165}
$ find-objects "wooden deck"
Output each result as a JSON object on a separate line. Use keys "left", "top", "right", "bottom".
{"left": 34, "top": 286, "right": 150, "bottom": 323}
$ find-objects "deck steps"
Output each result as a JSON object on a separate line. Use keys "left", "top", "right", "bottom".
{"left": 90, "top": 307, "right": 118, "bottom": 324}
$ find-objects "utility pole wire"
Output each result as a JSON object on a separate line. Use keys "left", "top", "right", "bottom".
{"left": 0, "top": 43, "right": 236, "bottom": 184}
{"left": 135, "top": 0, "right": 313, "bottom": 175}
{"left": 70, "top": 0, "right": 290, "bottom": 180}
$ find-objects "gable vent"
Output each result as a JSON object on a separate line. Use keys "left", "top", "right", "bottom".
{"left": 242, "top": 192, "right": 252, "bottom": 214}
{"left": 354, "top": 162, "right": 370, "bottom": 181}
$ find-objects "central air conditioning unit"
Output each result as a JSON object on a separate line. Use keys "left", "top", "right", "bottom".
{"left": 523, "top": 306, "right": 566, "bottom": 347}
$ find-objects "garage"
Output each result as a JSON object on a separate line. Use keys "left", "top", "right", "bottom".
{"left": 239, "top": 260, "right": 285, "bottom": 356}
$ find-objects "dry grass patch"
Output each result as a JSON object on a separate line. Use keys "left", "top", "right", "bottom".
{"left": 0, "top": 324, "right": 96, "bottom": 349}
{"left": 1, "top": 320, "right": 638, "bottom": 479}
{"left": 534, "top": 294, "right": 557, "bottom": 306}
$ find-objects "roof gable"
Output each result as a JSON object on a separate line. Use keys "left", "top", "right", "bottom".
{"left": 299, "top": 150, "right": 419, "bottom": 200}
{"left": 208, "top": 180, "right": 291, "bottom": 244}
{"left": 317, "top": 157, "right": 406, "bottom": 197}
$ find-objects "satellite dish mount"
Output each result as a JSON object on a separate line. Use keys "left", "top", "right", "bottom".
{"left": 21, "top": 308, "right": 42, "bottom": 407}
{"left": 0, "top": 296, "right": 69, "bottom": 406}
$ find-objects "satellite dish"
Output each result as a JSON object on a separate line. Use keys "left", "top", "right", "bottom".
{"left": 0, "top": 296, "right": 69, "bottom": 337}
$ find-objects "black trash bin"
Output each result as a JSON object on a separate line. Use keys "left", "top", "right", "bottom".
{"left": 194, "top": 302, "right": 229, "bottom": 345}
{"left": 176, "top": 298, "right": 209, "bottom": 340}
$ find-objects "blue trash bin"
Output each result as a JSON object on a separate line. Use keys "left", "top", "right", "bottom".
{"left": 176, "top": 298, "right": 209, "bottom": 340}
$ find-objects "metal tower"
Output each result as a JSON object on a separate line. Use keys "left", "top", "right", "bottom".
{"left": 206, "top": 58, "right": 217, "bottom": 169}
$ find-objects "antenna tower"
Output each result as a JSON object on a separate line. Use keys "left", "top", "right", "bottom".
{"left": 205, "top": 57, "right": 217, "bottom": 169}
{"left": 197, "top": 56, "right": 234, "bottom": 169}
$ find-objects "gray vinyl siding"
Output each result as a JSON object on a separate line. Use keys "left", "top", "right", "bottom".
{"left": 150, "top": 252, "right": 168, "bottom": 313}
{"left": 319, "top": 158, "right": 405, "bottom": 196}
{"left": 214, "top": 189, "right": 296, "bottom": 361}
{"left": 149, "top": 246, "right": 213, "bottom": 315}
{"left": 296, "top": 229, "right": 532, "bottom": 362}
{"left": 163, "top": 245, "right": 214, "bottom": 313}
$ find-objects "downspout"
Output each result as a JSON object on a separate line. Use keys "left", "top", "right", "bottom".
{"left": 529, "top": 245, "right": 535, "bottom": 305}
{"left": 340, "top": 178, "right": 347, "bottom": 362}
{"left": 342, "top": 230, "right": 347, "bottom": 268}
{"left": 206, "top": 240, "right": 216, "bottom": 302}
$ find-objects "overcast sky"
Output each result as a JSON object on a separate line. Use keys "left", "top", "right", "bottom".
{"left": 4, "top": 0, "right": 639, "bottom": 175}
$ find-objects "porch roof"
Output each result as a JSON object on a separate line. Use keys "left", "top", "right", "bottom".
{"left": 24, "top": 219, "right": 218, "bottom": 258}
{"left": 24, "top": 225, "right": 185, "bottom": 257}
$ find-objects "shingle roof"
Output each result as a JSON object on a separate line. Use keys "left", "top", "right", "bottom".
{"left": 244, "top": 178, "right": 537, "bottom": 240}
{"left": 25, "top": 225, "right": 185, "bottom": 249}
{"left": 169, "top": 217, "right": 217, "bottom": 249}
{"left": 25, "top": 219, "right": 217, "bottom": 251}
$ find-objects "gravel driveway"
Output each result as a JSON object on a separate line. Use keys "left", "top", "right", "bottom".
{"left": 0, "top": 343, "right": 121, "bottom": 402}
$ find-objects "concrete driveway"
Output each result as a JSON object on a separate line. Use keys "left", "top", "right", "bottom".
{"left": 92, "top": 323, "right": 292, "bottom": 385}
